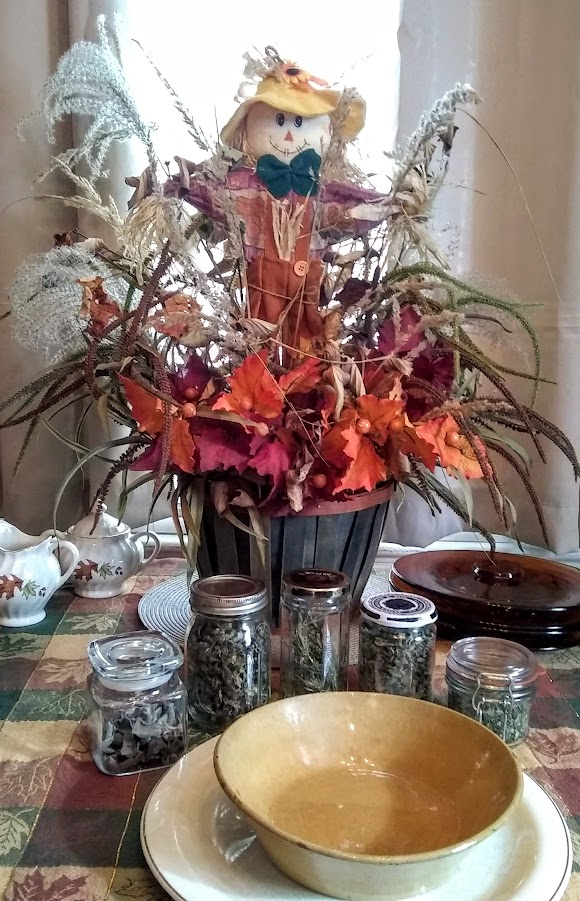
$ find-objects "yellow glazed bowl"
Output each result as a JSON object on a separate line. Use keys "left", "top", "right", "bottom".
{"left": 213, "top": 692, "right": 522, "bottom": 901}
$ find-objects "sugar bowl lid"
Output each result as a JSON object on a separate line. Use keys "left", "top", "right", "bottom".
{"left": 88, "top": 631, "right": 183, "bottom": 691}
{"left": 361, "top": 593, "right": 437, "bottom": 628}
{"left": 68, "top": 504, "right": 129, "bottom": 538}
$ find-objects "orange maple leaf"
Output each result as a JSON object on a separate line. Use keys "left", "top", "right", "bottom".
{"left": 321, "top": 409, "right": 360, "bottom": 467}
{"left": 170, "top": 418, "right": 196, "bottom": 473}
{"left": 279, "top": 357, "right": 321, "bottom": 395}
{"left": 119, "top": 376, "right": 167, "bottom": 434}
{"left": 356, "top": 395, "right": 403, "bottom": 442}
{"left": 213, "top": 351, "right": 283, "bottom": 419}
{"left": 416, "top": 415, "right": 485, "bottom": 479}
{"left": 389, "top": 413, "right": 437, "bottom": 472}
{"left": 334, "top": 437, "right": 387, "bottom": 494}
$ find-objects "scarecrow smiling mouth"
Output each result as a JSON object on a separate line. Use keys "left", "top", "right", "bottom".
{"left": 268, "top": 137, "right": 308, "bottom": 157}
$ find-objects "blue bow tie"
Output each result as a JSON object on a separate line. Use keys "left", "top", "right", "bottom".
{"left": 256, "top": 149, "right": 321, "bottom": 198}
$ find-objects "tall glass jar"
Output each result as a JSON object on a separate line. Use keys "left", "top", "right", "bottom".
{"left": 185, "top": 575, "right": 271, "bottom": 731}
{"left": 446, "top": 636, "right": 538, "bottom": 747}
{"left": 86, "top": 631, "right": 187, "bottom": 775}
{"left": 359, "top": 593, "right": 437, "bottom": 700}
{"left": 280, "top": 568, "right": 351, "bottom": 697}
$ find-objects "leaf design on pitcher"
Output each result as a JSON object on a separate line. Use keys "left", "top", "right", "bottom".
{"left": 73, "top": 560, "right": 99, "bottom": 581}
{"left": 97, "top": 562, "right": 115, "bottom": 578}
{"left": 0, "top": 574, "right": 23, "bottom": 599}
{"left": 20, "top": 580, "right": 40, "bottom": 599}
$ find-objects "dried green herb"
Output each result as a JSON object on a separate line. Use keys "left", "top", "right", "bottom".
{"left": 280, "top": 606, "right": 347, "bottom": 697}
{"left": 446, "top": 685, "right": 532, "bottom": 746}
{"left": 358, "top": 619, "right": 435, "bottom": 701}
{"left": 91, "top": 688, "right": 187, "bottom": 775}
{"left": 185, "top": 613, "right": 270, "bottom": 731}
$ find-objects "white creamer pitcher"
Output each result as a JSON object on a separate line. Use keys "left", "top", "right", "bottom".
{"left": 0, "top": 519, "right": 79, "bottom": 627}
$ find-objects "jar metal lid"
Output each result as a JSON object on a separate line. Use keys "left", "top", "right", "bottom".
{"left": 190, "top": 574, "right": 267, "bottom": 616}
{"left": 361, "top": 593, "right": 437, "bottom": 629}
{"left": 88, "top": 630, "right": 183, "bottom": 691}
{"left": 446, "top": 636, "right": 538, "bottom": 693}
{"left": 282, "top": 568, "right": 351, "bottom": 602}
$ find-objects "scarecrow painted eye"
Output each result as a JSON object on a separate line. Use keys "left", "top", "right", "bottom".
{"left": 276, "top": 113, "right": 285, "bottom": 127}
{"left": 294, "top": 115, "right": 303, "bottom": 128}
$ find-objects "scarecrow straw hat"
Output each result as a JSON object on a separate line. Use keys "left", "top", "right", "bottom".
{"left": 220, "top": 62, "right": 366, "bottom": 146}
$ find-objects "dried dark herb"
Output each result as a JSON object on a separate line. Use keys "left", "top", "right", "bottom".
{"left": 358, "top": 619, "right": 435, "bottom": 701}
{"left": 185, "top": 614, "right": 270, "bottom": 731}
{"left": 88, "top": 678, "right": 187, "bottom": 775}
{"left": 446, "top": 686, "right": 532, "bottom": 746}
{"left": 280, "top": 606, "right": 347, "bottom": 697}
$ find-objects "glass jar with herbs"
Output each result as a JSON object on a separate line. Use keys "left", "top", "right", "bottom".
{"left": 86, "top": 631, "right": 187, "bottom": 776}
{"left": 446, "top": 636, "right": 538, "bottom": 747}
{"left": 185, "top": 575, "right": 270, "bottom": 732}
{"left": 358, "top": 593, "right": 437, "bottom": 700}
{"left": 280, "top": 568, "right": 351, "bottom": 697}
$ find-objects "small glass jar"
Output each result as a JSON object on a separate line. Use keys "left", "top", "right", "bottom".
{"left": 280, "top": 568, "right": 351, "bottom": 697}
{"left": 86, "top": 631, "right": 187, "bottom": 776}
{"left": 359, "top": 593, "right": 437, "bottom": 700}
{"left": 185, "top": 575, "right": 271, "bottom": 731}
{"left": 446, "top": 636, "right": 538, "bottom": 747}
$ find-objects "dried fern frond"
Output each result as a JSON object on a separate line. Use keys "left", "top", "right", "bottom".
{"left": 8, "top": 245, "right": 139, "bottom": 364}
{"left": 19, "top": 15, "right": 157, "bottom": 181}
{"left": 485, "top": 437, "right": 549, "bottom": 545}
{"left": 408, "top": 461, "right": 496, "bottom": 551}
{"left": 38, "top": 158, "right": 125, "bottom": 235}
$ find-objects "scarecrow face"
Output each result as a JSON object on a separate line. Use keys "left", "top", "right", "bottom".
{"left": 245, "top": 102, "right": 331, "bottom": 163}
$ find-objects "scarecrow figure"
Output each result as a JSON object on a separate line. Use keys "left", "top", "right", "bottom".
{"left": 168, "top": 51, "right": 388, "bottom": 357}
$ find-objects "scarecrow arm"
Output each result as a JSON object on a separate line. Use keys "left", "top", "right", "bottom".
{"left": 181, "top": 177, "right": 225, "bottom": 223}
{"left": 318, "top": 182, "right": 390, "bottom": 239}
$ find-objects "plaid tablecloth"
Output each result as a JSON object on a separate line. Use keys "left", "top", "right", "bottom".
{"left": 0, "top": 550, "right": 578, "bottom": 900}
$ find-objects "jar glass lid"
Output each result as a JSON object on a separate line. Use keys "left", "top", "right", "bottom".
{"left": 446, "top": 636, "right": 538, "bottom": 691}
{"left": 361, "top": 593, "right": 437, "bottom": 628}
{"left": 88, "top": 631, "right": 183, "bottom": 689}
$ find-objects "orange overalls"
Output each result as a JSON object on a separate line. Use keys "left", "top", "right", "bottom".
{"left": 245, "top": 197, "right": 324, "bottom": 359}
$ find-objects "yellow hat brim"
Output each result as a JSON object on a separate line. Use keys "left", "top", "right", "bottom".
{"left": 220, "top": 78, "right": 365, "bottom": 146}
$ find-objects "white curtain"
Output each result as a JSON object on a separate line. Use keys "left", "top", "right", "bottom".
{"left": 2, "top": 0, "right": 579, "bottom": 554}
{"left": 397, "top": 0, "right": 580, "bottom": 554}
{"left": 0, "top": 1, "right": 84, "bottom": 534}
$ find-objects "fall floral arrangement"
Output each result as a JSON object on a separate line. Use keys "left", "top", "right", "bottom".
{"left": 4, "top": 19, "right": 579, "bottom": 564}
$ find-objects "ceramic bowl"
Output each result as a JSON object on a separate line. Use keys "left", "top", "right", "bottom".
{"left": 214, "top": 692, "right": 522, "bottom": 901}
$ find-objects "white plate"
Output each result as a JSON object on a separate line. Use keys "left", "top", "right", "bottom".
{"left": 140, "top": 737, "right": 572, "bottom": 901}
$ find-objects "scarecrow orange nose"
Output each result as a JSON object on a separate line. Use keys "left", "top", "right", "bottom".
{"left": 284, "top": 130, "right": 294, "bottom": 143}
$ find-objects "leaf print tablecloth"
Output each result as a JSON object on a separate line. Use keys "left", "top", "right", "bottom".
{"left": 0, "top": 549, "right": 578, "bottom": 900}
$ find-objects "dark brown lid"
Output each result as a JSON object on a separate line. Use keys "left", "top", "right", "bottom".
{"left": 390, "top": 550, "right": 580, "bottom": 650}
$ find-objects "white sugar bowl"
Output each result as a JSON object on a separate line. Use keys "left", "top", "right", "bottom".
{"left": 57, "top": 507, "right": 161, "bottom": 598}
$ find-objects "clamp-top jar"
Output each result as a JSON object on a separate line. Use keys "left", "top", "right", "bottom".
{"left": 359, "top": 593, "right": 437, "bottom": 700}
{"left": 86, "top": 630, "right": 187, "bottom": 775}
{"left": 185, "top": 575, "right": 271, "bottom": 731}
{"left": 446, "top": 636, "right": 538, "bottom": 746}
{"left": 280, "top": 568, "right": 351, "bottom": 697}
